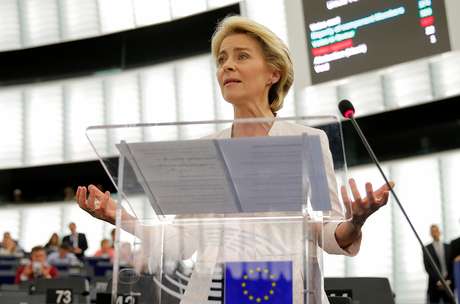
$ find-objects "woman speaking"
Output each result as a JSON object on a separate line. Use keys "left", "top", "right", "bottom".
{"left": 76, "top": 16, "right": 393, "bottom": 303}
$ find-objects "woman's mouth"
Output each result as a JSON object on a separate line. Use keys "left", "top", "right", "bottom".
{"left": 224, "top": 79, "right": 242, "bottom": 86}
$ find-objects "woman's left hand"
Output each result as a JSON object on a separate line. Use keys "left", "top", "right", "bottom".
{"left": 341, "top": 178, "right": 394, "bottom": 227}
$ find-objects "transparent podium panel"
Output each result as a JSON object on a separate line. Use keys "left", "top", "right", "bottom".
{"left": 86, "top": 116, "right": 350, "bottom": 304}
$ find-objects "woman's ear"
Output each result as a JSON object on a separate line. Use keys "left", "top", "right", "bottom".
{"left": 270, "top": 70, "right": 281, "bottom": 85}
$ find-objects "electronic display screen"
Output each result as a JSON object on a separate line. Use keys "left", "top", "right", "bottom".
{"left": 303, "top": 0, "right": 451, "bottom": 84}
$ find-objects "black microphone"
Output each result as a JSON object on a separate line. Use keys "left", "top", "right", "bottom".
{"left": 338, "top": 99, "right": 456, "bottom": 303}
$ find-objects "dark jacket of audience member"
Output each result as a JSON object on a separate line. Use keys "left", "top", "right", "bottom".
{"left": 62, "top": 223, "right": 88, "bottom": 260}
{"left": 423, "top": 225, "right": 454, "bottom": 304}
{"left": 449, "top": 236, "right": 460, "bottom": 286}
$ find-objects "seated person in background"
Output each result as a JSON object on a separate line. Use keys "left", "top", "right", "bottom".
{"left": 110, "top": 228, "right": 116, "bottom": 248}
{"left": 0, "top": 232, "right": 24, "bottom": 257}
{"left": 44, "top": 232, "right": 60, "bottom": 254}
{"left": 62, "top": 222, "right": 88, "bottom": 260}
{"left": 47, "top": 243, "right": 80, "bottom": 266}
{"left": 449, "top": 228, "right": 460, "bottom": 288}
{"left": 94, "top": 239, "right": 114, "bottom": 261}
{"left": 15, "top": 246, "right": 58, "bottom": 283}
{"left": 450, "top": 229, "right": 460, "bottom": 263}
{"left": 0, "top": 231, "right": 12, "bottom": 248}
{"left": 119, "top": 242, "right": 133, "bottom": 266}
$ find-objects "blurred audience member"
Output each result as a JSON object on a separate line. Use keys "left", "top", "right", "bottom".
{"left": 13, "top": 188, "right": 22, "bottom": 202}
{"left": 110, "top": 228, "right": 116, "bottom": 248}
{"left": 15, "top": 246, "right": 58, "bottom": 283}
{"left": 94, "top": 239, "right": 114, "bottom": 261}
{"left": 47, "top": 243, "right": 80, "bottom": 266}
{"left": 423, "top": 224, "right": 453, "bottom": 304}
{"left": 0, "top": 232, "right": 24, "bottom": 257}
{"left": 119, "top": 242, "right": 133, "bottom": 266}
{"left": 63, "top": 187, "right": 75, "bottom": 201}
{"left": 450, "top": 227, "right": 460, "bottom": 263}
{"left": 44, "top": 232, "right": 60, "bottom": 254}
{"left": 62, "top": 222, "right": 88, "bottom": 260}
{"left": 0, "top": 232, "right": 12, "bottom": 249}
{"left": 449, "top": 225, "right": 460, "bottom": 292}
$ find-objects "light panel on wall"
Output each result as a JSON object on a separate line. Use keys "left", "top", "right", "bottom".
{"left": 0, "top": 90, "right": 23, "bottom": 168}
{"left": 384, "top": 61, "right": 433, "bottom": 108}
{"left": 176, "top": 55, "right": 216, "bottom": 138}
{"left": 440, "top": 152, "right": 460, "bottom": 241}
{"left": 391, "top": 157, "right": 442, "bottom": 304}
{"left": 170, "top": 0, "right": 207, "bottom": 19}
{"left": 98, "top": 0, "right": 135, "bottom": 34}
{"left": 133, "top": 0, "right": 171, "bottom": 26}
{"left": 21, "top": 0, "right": 60, "bottom": 47}
{"left": 66, "top": 78, "right": 106, "bottom": 161}
{"left": 141, "top": 64, "right": 179, "bottom": 142}
{"left": 105, "top": 73, "right": 142, "bottom": 154}
{"left": 244, "top": 0, "right": 288, "bottom": 44}
{"left": 60, "top": 0, "right": 100, "bottom": 40}
{"left": 337, "top": 74, "right": 385, "bottom": 117}
{"left": 207, "top": 0, "right": 239, "bottom": 9}
{"left": 300, "top": 83, "right": 338, "bottom": 116}
{"left": 25, "top": 84, "right": 64, "bottom": 165}
{"left": 279, "top": 88, "right": 296, "bottom": 117}
{"left": 0, "top": 0, "right": 21, "bottom": 51}
{"left": 431, "top": 52, "right": 460, "bottom": 99}
{"left": 0, "top": 209, "right": 20, "bottom": 240}
{"left": 21, "top": 205, "right": 61, "bottom": 251}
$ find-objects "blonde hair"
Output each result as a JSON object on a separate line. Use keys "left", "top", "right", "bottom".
{"left": 211, "top": 16, "right": 293, "bottom": 114}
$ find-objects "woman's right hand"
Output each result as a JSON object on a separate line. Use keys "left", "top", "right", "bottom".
{"left": 76, "top": 185, "right": 117, "bottom": 225}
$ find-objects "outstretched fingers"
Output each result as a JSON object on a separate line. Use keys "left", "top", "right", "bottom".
{"left": 76, "top": 186, "right": 94, "bottom": 215}
{"left": 99, "top": 192, "right": 109, "bottom": 212}
{"left": 375, "top": 181, "right": 395, "bottom": 196}
{"left": 95, "top": 191, "right": 109, "bottom": 217}
{"left": 350, "top": 178, "right": 369, "bottom": 209}
{"left": 76, "top": 186, "right": 86, "bottom": 209}
{"left": 365, "top": 182, "right": 376, "bottom": 208}
{"left": 88, "top": 187, "right": 96, "bottom": 210}
{"left": 373, "top": 181, "right": 394, "bottom": 206}
{"left": 377, "top": 189, "right": 391, "bottom": 207}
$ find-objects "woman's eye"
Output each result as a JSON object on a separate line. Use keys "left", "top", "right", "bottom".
{"left": 217, "top": 57, "right": 225, "bottom": 66}
{"left": 238, "top": 53, "right": 249, "bottom": 60}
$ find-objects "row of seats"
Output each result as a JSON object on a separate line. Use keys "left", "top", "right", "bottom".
{"left": 0, "top": 276, "right": 113, "bottom": 304}
{"left": 0, "top": 262, "right": 394, "bottom": 304}
{"left": 0, "top": 255, "right": 114, "bottom": 285}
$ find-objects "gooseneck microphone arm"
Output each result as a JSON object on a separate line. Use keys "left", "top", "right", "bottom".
{"left": 338, "top": 99, "right": 456, "bottom": 304}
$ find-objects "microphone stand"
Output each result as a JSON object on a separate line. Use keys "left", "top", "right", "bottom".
{"left": 347, "top": 115, "right": 457, "bottom": 304}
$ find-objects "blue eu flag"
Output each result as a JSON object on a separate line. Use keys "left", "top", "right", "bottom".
{"left": 224, "top": 261, "right": 293, "bottom": 304}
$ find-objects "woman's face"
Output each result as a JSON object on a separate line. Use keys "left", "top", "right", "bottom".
{"left": 216, "top": 34, "right": 279, "bottom": 107}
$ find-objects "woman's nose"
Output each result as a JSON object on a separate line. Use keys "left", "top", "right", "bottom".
{"left": 222, "top": 59, "right": 236, "bottom": 71}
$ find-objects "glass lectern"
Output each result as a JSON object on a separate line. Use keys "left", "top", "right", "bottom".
{"left": 86, "top": 116, "right": 351, "bottom": 304}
